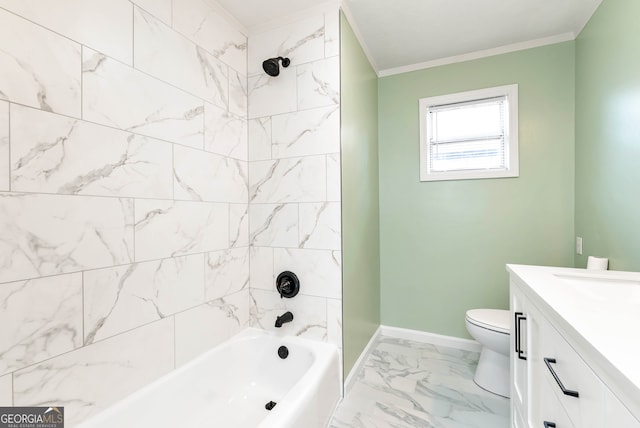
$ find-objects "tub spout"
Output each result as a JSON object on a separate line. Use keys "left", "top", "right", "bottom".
{"left": 275, "top": 311, "right": 294, "bottom": 328}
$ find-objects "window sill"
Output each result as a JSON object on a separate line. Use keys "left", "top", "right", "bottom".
{"left": 420, "top": 168, "right": 519, "bottom": 182}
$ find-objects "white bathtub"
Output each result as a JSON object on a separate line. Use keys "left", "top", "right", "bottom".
{"left": 77, "top": 328, "right": 341, "bottom": 428}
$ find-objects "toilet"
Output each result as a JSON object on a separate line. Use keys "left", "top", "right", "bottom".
{"left": 465, "top": 308, "right": 510, "bottom": 398}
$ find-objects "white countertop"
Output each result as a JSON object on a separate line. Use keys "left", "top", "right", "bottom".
{"left": 507, "top": 264, "right": 640, "bottom": 418}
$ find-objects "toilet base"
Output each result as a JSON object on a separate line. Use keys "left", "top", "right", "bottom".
{"left": 473, "top": 347, "right": 510, "bottom": 398}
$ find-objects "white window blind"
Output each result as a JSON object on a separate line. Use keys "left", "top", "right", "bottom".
{"left": 428, "top": 96, "right": 507, "bottom": 173}
{"left": 419, "top": 85, "right": 518, "bottom": 182}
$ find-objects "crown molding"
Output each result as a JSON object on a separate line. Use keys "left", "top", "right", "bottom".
{"left": 378, "top": 32, "right": 575, "bottom": 77}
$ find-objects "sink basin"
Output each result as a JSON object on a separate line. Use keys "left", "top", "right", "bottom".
{"left": 554, "top": 273, "right": 640, "bottom": 305}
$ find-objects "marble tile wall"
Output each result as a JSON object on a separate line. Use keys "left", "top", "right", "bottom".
{"left": 0, "top": 374, "right": 11, "bottom": 406}
{"left": 0, "top": 102, "right": 8, "bottom": 191}
{"left": 0, "top": 1, "right": 249, "bottom": 425}
{"left": 247, "top": 8, "right": 343, "bottom": 351}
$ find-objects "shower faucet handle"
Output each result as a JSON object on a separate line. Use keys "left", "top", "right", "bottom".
{"left": 276, "top": 271, "right": 300, "bottom": 299}
{"left": 279, "top": 279, "right": 292, "bottom": 294}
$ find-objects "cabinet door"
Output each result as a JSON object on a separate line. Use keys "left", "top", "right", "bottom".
{"left": 511, "top": 283, "right": 534, "bottom": 425}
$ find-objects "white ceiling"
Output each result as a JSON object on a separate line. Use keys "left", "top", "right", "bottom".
{"left": 215, "top": 0, "right": 603, "bottom": 75}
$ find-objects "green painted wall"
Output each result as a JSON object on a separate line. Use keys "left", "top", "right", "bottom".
{"left": 340, "top": 13, "right": 381, "bottom": 374}
{"left": 575, "top": 0, "right": 640, "bottom": 271}
{"left": 378, "top": 43, "right": 576, "bottom": 338}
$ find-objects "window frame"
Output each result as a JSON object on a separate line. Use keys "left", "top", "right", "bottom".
{"left": 419, "top": 84, "right": 519, "bottom": 182}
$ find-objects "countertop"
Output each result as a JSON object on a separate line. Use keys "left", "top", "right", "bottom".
{"left": 507, "top": 264, "right": 640, "bottom": 418}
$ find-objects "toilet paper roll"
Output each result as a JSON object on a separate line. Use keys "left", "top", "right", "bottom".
{"left": 587, "top": 256, "right": 608, "bottom": 270}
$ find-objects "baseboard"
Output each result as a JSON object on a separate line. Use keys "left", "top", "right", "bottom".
{"left": 379, "top": 325, "right": 481, "bottom": 352}
{"left": 343, "top": 325, "right": 381, "bottom": 394}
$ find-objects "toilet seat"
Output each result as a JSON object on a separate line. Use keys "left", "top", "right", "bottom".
{"left": 465, "top": 309, "right": 510, "bottom": 334}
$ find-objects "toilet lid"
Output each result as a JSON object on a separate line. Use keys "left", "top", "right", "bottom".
{"left": 466, "top": 309, "right": 510, "bottom": 334}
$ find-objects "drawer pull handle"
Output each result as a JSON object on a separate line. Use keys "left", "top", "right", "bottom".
{"left": 514, "top": 312, "right": 527, "bottom": 360}
{"left": 517, "top": 313, "right": 526, "bottom": 360}
{"left": 544, "top": 357, "right": 580, "bottom": 398}
{"left": 544, "top": 422, "right": 556, "bottom": 428}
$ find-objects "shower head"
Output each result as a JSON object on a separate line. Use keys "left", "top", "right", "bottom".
{"left": 262, "top": 56, "right": 291, "bottom": 77}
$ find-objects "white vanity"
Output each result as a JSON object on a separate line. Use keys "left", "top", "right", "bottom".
{"left": 508, "top": 264, "right": 640, "bottom": 428}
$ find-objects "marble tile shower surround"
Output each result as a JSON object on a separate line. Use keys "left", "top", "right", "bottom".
{"left": 247, "top": 9, "right": 342, "bottom": 351}
{"left": 330, "top": 336, "right": 510, "bottom": 428}
{"left": 0, "top": 0, "right": 343, "bottom": 423}
{"left": 0, "top": 102, "right": 8, "bottom": 191}
{"left": 0, "top": 0, "right": 250, "bottom": 424}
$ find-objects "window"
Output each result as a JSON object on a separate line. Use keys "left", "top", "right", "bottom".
{"left": 419, "top": 84, "right": 519, "bottom": 181}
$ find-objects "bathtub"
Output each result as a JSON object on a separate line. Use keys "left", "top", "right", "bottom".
{"left": 77, "top": 328, "right": 341, "bottom": 428}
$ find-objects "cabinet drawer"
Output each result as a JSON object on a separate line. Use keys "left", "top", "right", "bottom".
{"left": 604, "top": 388, "right": 640, "bottom": 427}
{"left": 537, "top": 316, "right": 604, "bottom": 427}
{"left": 536, "top": 375, "right": 575, "bottom": 428}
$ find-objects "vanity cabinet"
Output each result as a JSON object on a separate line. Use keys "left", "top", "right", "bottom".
{"left": 510, "top": 273, "right": 640, "bottom": 428}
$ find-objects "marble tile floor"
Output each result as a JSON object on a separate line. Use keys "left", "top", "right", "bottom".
{"left": 330, "top": 336, "right": 510, "bottom": 428}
